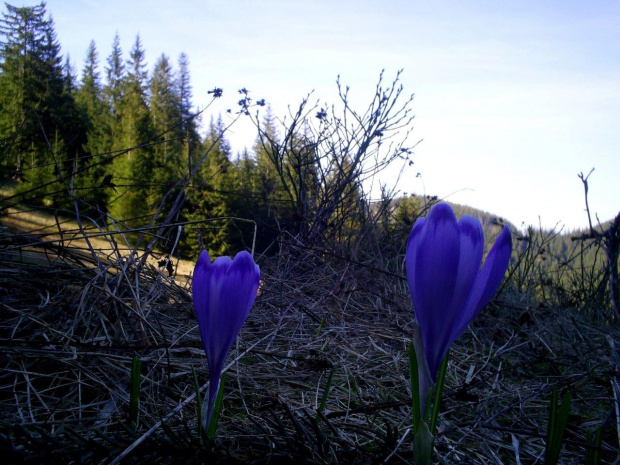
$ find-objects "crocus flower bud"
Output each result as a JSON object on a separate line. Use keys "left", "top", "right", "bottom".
{"left": 192, "top": 249, "right": 260, "bottom": 427}
{"left": 406, "top": 203, "right": 512, "bottom": 380}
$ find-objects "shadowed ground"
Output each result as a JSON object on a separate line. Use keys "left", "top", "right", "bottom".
{"left": 1, "top": 218, "right": 618, "bottom": 464}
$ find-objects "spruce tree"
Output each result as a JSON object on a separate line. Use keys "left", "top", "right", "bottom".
{"left": 102, "top": 33, "right": 127, "bottom": 219}
{"left": 176, "top": 52, "right": 200, "bottom": 176}
{"left": 58, "top": 53, "right": 88, "bottom": 199}
{"left": 173, "top": 52, "right": 206, "bottom": 256}
{"left": 127, "top": 34, "right": 147, "bottom": 93}
{"left": 229, "top": 148, "right": 261, "bottom": 250}
{"left": 77, "top": 41, "right": 112, "bottom": 157}
{"left": 0, "top": 2, "right": 81, "bottom": 204}
{"left": 62, "top": 55, "right": 77, "bottom": 95}
{"left": 0, "top": 3, "right": 55, "bottom": 178}
{"left": 183, "top": 116, "right": 234, "bottom": 256}
{"left": 254, "top": 108, "right": 281, "bottom": 206}
{"left": 104, "top": 32, "right": 124, "bottom": 121}
{"left": 75, "top": 40, "right": 113, "bottom": 215}
{"left": 106, "top": 33, "right": 154, "bottom": 223}
{"left": 149, "top": 53, "right": 183, "bottom": 214}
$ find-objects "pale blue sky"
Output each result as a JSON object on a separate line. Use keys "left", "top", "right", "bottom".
{"left": 6, "top": 0, "right": 619, "bottom": 230}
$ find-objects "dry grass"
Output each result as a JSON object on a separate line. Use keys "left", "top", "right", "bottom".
{"left": 1, "top": 214, "right": 619, "bottom": 464}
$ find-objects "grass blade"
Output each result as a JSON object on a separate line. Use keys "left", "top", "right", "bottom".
{"left": 316, "top": 369, "right": 334, "bottom": 422}
{"left": 408, "top": 341, "right": 421, "bottom": 433}
{"left": 429, "top": 353, "right": 448, "bottom": 437}
{"left": 206, "top": 371, "right": 227, "bottom": 439}
{"left": 585, "top": 424, "right": 603, "bottom": 465}
{"left": 544, "top": 386, "right": 571, "bottom": 465}
{"left": 191, "top": 365, "right": 205, "bottom": 442}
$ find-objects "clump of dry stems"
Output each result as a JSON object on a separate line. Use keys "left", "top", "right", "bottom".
{"left": 0, "top": 209, "right": 618, "bottom": 464}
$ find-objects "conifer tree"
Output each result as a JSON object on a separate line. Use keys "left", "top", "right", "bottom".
{"left": 0, "top": 2, "right": 80, "bottom": 203}
{"left": 182, "top": 116, "right": 234, "bottom": 256}
{"left": 254, "top": 108, "right": 281, "bottom": 206}
{"left": 253, "top": 109, "right": 299, "bottom": 244}
{"left": 102, "top": 33, "right": 127, "bottom": 219}
{"left": 106, "top": 33, "right": 154, "bottom": 223}
{"left": 119, "top": 34, "right": 152, "bottom": 156}
{"left": 176, "top": 52, "right": 200, "bottom": 176}
{"left": 172, "top": 52, "right": 207, "bottom": 256}
{"left": 235, "top": 148, "right": 257, "bottom": 197}
{"left": 229, "top": 148, "right": 261, "bottom": 250}
{"left": 77, "top": 41, "right": 111, "bottom": 156}
{"left": 104, "top": 33, "right": 124, "bottom": 117}
{"left": 0, "top": 3, "right": 53, "bottom": 178}
{"left": 75, "top": 40, "right": 113, "bottom": 214}
{"left": 127, "top": 34, "right": 147, "bottom": 93}
{"left": 58, "top": 53, "right": 88, "bottom": 197}
{"left": 62, "top": 55, "right": 77, "bottom": 95}
{"left": 149, "top": 53, "right": 183, "bottom": 213}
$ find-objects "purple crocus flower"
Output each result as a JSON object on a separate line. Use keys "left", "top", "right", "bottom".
{"left": 406, "top": 203, "right": 512, "bottom": 380}
{"left": 192, "top": 249, "right": 260, "bottom": 427}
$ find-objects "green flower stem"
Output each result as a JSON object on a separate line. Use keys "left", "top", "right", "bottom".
{"left": 206, "top": 371, "right": 227, "bottom": 439}
{"left": 409, "top": 340, "right": 450, "bottom": 464}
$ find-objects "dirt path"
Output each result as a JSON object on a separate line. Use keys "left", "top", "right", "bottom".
{"left": 0, "top": 205, "right": 195, "bottom": 279}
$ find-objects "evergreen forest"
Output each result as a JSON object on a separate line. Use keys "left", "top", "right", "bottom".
{"left": 0, "top": 2, "right": 318, "bottom": 257}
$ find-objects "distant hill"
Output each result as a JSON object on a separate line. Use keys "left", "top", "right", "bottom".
{"left": 390, "top": 195, "right": 513, "bottom": 244}
{"left": 392, "top": 193, "right": 617, "bottom": 242}
{"left": 391, "top": 195, "right": 617, "bottom": 300}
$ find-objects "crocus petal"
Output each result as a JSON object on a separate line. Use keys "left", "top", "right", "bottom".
{"left": 220, "top": 251, "right": 260, "bottom": 340}
{"left": 405, "top": 216, "right": 426, "bottom": 303}
{"left": 204, "top": 256, "right": 234, "bottom": 376}
{"left": 456, "top": 225, "right": 512, "bottom": 336}
{"left": 408, "top": 204, "right": 461, "bottom": 378}
{"left": 452, "top": 216, "right": 484, "bottom": 310}
{"left": 192, "top": 249, "right": 212, "bottom": 352}
{"left": 440, "top": 216, "right": 485, "bottom": 348}
{"left": 209, "top": 252, "right": 259, "bottom": 377}
{"left": 414, "top": 204, "right": 460, "bottom": 317}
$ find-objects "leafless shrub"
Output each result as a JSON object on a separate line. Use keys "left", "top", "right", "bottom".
{"left": 571, "top": 169, "right": 620, "bottom": 320}
{"left": 251, "top": 71, "right": 419, "bottom": 259}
